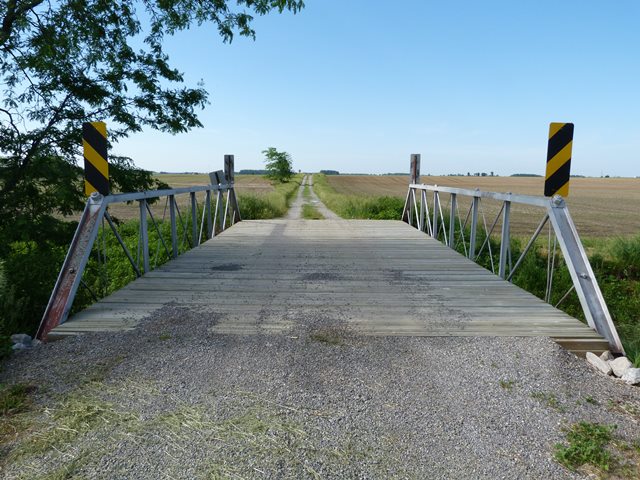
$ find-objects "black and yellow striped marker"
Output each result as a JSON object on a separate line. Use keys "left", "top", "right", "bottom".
{"left": 544, "top": 122, "right": 574, "bottom": 197}
{"left": 83, "top": 121, "right": 109, "bottom": 196}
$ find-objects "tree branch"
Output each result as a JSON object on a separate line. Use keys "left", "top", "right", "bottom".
{"left": 0, "top": 93, "right": 72, "bottom": 198}
{"left": 0, "top": 0, "right": 45, "bottom": 48}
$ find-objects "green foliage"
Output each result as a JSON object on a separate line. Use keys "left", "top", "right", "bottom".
{"left": 555, "top": 422, "right": 616, "bottom": 472}
{"left": 263, "top": 147, "right": 294, "bottom": 183}
{"left": 0, "top": 240, "right": 69, "bottom": 336}
{"left": 313, "top": 174, "right": 404, "bottom": 219}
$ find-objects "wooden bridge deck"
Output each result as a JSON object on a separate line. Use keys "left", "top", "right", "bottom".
{"left": 52, "top": 219, "right": 608, "bottom": 355}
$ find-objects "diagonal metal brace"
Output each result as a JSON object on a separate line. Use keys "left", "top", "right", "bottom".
{"left": 547, "top": 196, "right": 624, "bottom": 353}
{"left": 36, "top": 193, "right": 107, "bottom": 340}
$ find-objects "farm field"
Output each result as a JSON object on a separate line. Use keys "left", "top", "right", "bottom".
{"left": 325, "top": 175, "right": 640, "bottom": 238}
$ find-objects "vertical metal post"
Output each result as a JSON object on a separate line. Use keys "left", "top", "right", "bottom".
{"left": 224, "top": 154, "right": 235, "bottom": 184}
{"left": 139, "top": 199, "right": 149, "bottom": 273}
{"left": 218, "top": 190, "right": 225, "bottom": 233}
{"left": 224, "top": 156, "right": 235, "bottom": 230}
{"left": 409, "top": 190, "right": 415, "bottom": 227}
{"left": 420, "top": 190, "right": 427, "bottom": 232}
{"left": 469, "top": 195, "right": 479, "bottom": 260}
{"left": 449, "top": 193, "right": 457, "bottom": 248}
{"left": 432, "top": 191, "right": 440, "bottom": 239}
{"left": 169, "top": 195, "right": 178, "bottom": 259}
{"left": 190, "top": 192, "right": 198, "bottom": 247}
{"left": 498, "top": 199, "right": 511, "bottom": 278}
{"left": 212, "top": 189, "right": 220, "bottom": 236}
{"left": 410, "top": 154, "right": 420, "bottom": 185}
{"left": 205, "top": 189, "right": 212, "bottom": 239}
{"left": 230, "top": 188, "right": 241, "bottom": 223}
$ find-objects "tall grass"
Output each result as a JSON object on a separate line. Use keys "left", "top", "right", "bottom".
{"left": 313, "top": 174, "right": 404, "bottom": 219}
{"left": 237, "top": 175, "right": 302, "bottom": 219}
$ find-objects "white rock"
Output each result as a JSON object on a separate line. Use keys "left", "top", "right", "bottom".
{"left": 11, "top": 343, "right": 28, "bottom": 351}
{"left": 10, "top": 333, "right": 31, "bottom": 345}
{"left": 586, "top": 352, "right": 612, "bottom": 375}
{"left": 600, "top": 351, "right": 614, "bottom": 361}
{"left": 621, "top": 368, "right": 640, "bottom": 385}
{"left": 609, "top": 357, "right": 633, "bottom": 377}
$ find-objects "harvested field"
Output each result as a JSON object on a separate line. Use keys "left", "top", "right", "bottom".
{"left": 326, "top": 175, "right": 640, "bottom": 237}
{"left": 107, "top": 174, "right": 273, "bottom": 221}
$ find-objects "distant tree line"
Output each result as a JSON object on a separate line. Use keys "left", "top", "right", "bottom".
{"left": 320, "top": 170, "right": 340, "bottom": 175}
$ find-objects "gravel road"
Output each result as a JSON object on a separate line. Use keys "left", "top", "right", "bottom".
{"left": 1, "top": 186, "right": 639, "bottom": 479}
{"left": 285, "top": 175, "right": 308, "bottom": 220}
{"left": 2, "top": 311, "right": 639, "bottom": 479}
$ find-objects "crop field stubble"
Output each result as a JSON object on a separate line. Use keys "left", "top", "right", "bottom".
{"left": 325, "top": 175, "right": 640, "bottom": 238}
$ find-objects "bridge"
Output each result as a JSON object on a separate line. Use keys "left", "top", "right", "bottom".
{"left": 37, "top": 159, "right": 622, "bottom": 358}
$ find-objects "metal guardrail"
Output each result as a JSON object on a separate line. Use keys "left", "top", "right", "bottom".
{"left": 36, "top": 181, "right": 240, "bottom": 340}
{"left": 401, "top": 183, "right": 624, "bottom": 353}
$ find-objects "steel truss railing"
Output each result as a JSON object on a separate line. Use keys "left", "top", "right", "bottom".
{"left": 402, "top": 184, "right": 624, "bottom": 353}
{"left": 37, "top": 183, "right": 241, "bottom": 340}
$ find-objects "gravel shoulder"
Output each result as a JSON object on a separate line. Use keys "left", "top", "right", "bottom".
{"left": 1, "top": 307, "right": 639, "bottom": 479}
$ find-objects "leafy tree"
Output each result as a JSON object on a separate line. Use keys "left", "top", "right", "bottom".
{"left": 0, "top": 0, "right": 304, "bottom": 248}
{"left": 0, "top": 0, "right": 304, "bottom": 335}
{"left": 263, "top": 147, "right": 293, "bottom": 182}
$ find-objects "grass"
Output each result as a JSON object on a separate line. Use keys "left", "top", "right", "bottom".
{"left": 531, "top": 391, "right": 565, "bottom": 411}
{"left": 0, "top": 384, "right": 34, "bottom": 416}
{"left": 499, "top": 380, "right": 515, "bottom": 391}
{"left": 11, "top": 392, "right": 136, "bottom": 460}
{"left": 302, "top": 204, "right": 324, "bottom": 220}
{"left": 555, "top": 422, "right": 616, "bottom": 472}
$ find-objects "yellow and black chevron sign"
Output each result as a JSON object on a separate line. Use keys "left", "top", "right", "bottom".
{"left": 544, "top": 122, "right": 574, "bottom": 197}
{"left": 83, "top": 121, "right": 109, "bottom": 196}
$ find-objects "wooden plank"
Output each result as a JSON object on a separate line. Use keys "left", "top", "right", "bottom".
{"left": 53, "top": 218, "right": 609, "bottom": 355}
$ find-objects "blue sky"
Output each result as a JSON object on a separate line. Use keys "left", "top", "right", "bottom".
{"left": 118, "top": 0, "right": 640, "bottom": 176}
